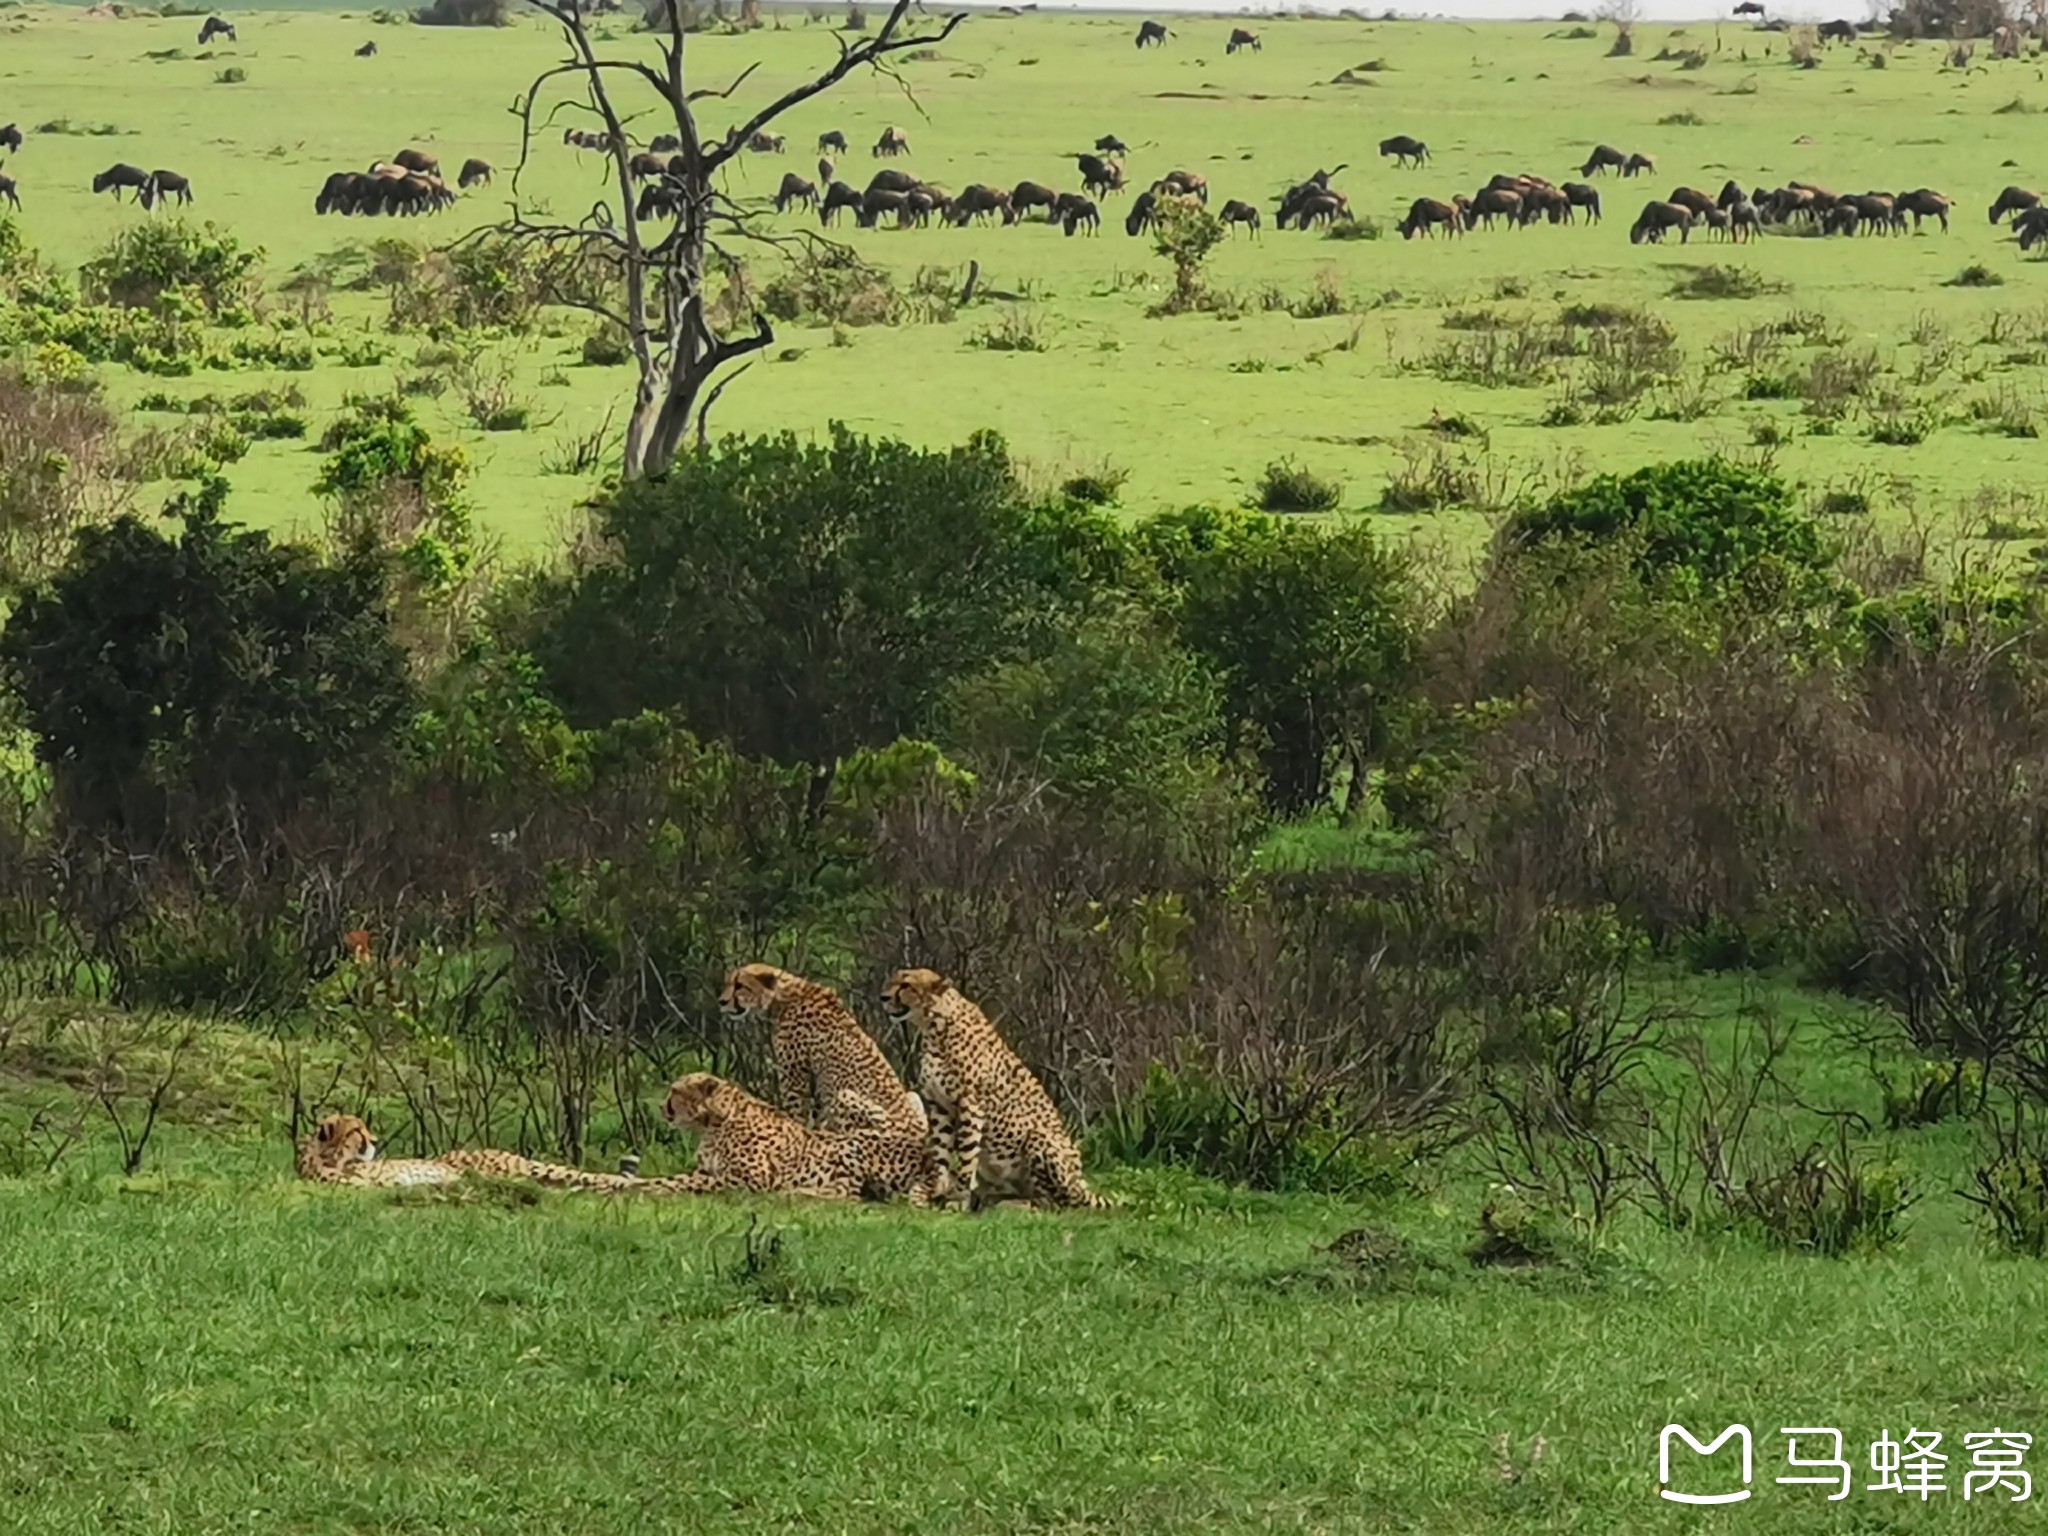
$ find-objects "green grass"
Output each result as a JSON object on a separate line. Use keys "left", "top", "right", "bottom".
{"left": 3, "top": 7, "right": 2048, "bottom": 559}
{"left": 4, "top": 978, "right": 2048, "bottom": 1531}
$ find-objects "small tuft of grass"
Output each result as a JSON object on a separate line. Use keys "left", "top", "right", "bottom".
{"left": 1253, "top": 458, "right": 1343, "bottom": 513}
{"left": 1670, "top": 265, "right": 1783, "bottom": 301}
{"left": 1946, "top": 263, "right": 2003, "bottom": 289}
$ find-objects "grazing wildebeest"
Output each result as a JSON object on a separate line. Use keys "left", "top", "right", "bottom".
{"left": 458, "top": 158, "right": 493, "bottom": 189}
{"left": 1989, "top": 185, "right": 2039, "bottom": 225}
{"left": 904, "top": 184, "right": 951, "bottom": 225}
{"left": 628, "top": 151, "right": 669, "bottom": 181}
{"left": 1717, "top": 179, "right": 1749, "bottom": 209}
{"left": 1629, "top": 199, "right": 1694, "bottom": 243}
{"left": 1095, "top": 134, "right": 1129, "bottom": 155}
{"left": 1727, "top": 198, "right": 1760, "bottom": 240}
{"left": 0, "top": 123, "right": 21, "bottom": 154}
{"left": 1378, "top": 134, "right": 1429, "bottom": 168}
{"left": 142, "top": 169, "right": 193, "bottom": 209}
{"left": 1520, "top": 183, "right": 1570, "bottom": 224}
{"left": 355, "top": 40, "right": 377, "bottom": 57}
{"left": 872, "top": 126, "right": 909, "bottom": 157}
{"left": 315, "top": 170, "right": 368, "bottom": 214}
{"left": 1220, "top": 198, "right": 1261, "bottom": 234}
{"left": 1136, "top": 19, "right": 1168, "bottom": 46}
{"left": 1057, "top": 193, "right": 1100, "bottom": 236}
{"left": 1581, "top": 143, "right": 1628, "bottom": 176}
{"left": 1124, "top": 188, "right": 1157, "bottom": 236}
{"left": 1010, "top": 180, "right": 1061, "bottom": 222}
{"left": 746, "top": 131, "right": 786, "bottom": 154}
{"left": 857, "top": 186, "right": 911, "bottom": 228}
{"left": 774, "top": 172, "right": 819, "bottom": 213}
{"left": 1291, "top": 191, "right": 1350, "bottom": 228}
{"left": 197, "top": 15, "right": 235, "bottom": 44}
{"left": 92, "top": 163, "right": 152, "bottom": 201}
{"left": 950, "top": 183, "right": 1012, "bottom": 225}
{"left": 1226, "top": 26, "right": 1260, "bottom": 52}
{"left": 0, "top": 174, "right": 17, "bottom": 210}
{"left": 1397, "top": 196, "right": 1462, "bottom": 238}
{"left": 1895, "top": 187, "right": 1950, "bottom": 232}
{"left": 818, "top": 180, "right": 862, "bottom": 225}
{"left": 1667, "top": 186, "right": 1716, "bottom": 218}
{"left": 817, "top": 129, "right": 848, "bottom": 154}
{"left": 1076, "top": 153, "right": 1125, "bottom": 198}
{"left": 1465, "top": 186, "right": 1522, "bottom": 228}
{"left": 648, "top": 134, "right": 681, "bottom": 154}
{"left": 1158, "top": 168, "right": 1208, "bottom": 203}
{"left": 392, "top": 148, "right": 439, "bottom": 177}
{"left": 1622, "top": 152, "right": 1655, "bottom": 178}
{"left": 818, "top": 155, "right": 836, "bottom": 188}
{"left": 1562, "top": 182, "right": 1602, "bottom": 222}
{"left": 865, "top": 168, "right": 920, "bottom": 197}
{"left": 1276, "top": 168, "right": 1346, "bottom": 228}
{"left": 1818, "top": 17, "right": 1856, "bottom": 41}
{"left": 2017, "top": 204, "right": 2048, "bottom": 251}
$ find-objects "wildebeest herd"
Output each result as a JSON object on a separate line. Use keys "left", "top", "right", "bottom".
{"left": 313, "top": 148, "right": 492, "bottom": 219}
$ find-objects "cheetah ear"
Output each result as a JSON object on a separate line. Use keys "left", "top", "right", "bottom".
{"left": 937, "top": 972, "right": 956, "bottom": 992}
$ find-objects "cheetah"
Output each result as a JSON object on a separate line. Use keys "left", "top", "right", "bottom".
{"left": 294, "top": 1113, "right": 643, "bottom": 1191}
{"left": 636, "top": 1072, "right": 935, "bottom": 1203}
{"left": 881, "top": 968, "right": 1112, "bottom": 1211}
{"left": 720, "top": 963, "right": 927, "bottom": 1135}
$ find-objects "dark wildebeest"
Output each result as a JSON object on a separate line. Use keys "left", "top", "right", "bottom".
{"left": 1227, "top": 26, "right": 1260, "bottom": 52}
{"left": 905, "top": 185, "right": 950, "bottom": 226}
{"left": 1220, "top": 198, "right": 1261, "bottom": 234}
{"left": 1010, "top": 180, "right": 1061, "bottom": 222}
{"left": 458, "top": 158, "right": 493, "bottom": 189}
{"left": 818, "top": 155, "right": 836, "bottom": 188}
{"left": 1397, "top": 196, "right": 1462, "bottom": 238}
{"left": 1378, "top": 135, "right": 1429, "bottom": 168}
{"left": 818, "top": 180, "right": 862, "bottom": 225}
{"left": 0, "top": 174, "right": 17, "bottom": 210}
{"left": 1076, "top": 153, "right": 1124, "bottom": 198}
{"left": 1124, "top": 188, "right": 1157, "bottom": 236}
{"left": 1630, "top": 200, "right": 1694, "bottom": 243}
{"left": 92, "top": 163, "right": 152, "bottom": 201}
{"left": 1727, "top": 199, "right": 1761, "bottom": 240}
{"left": 1468, "top": 186, "right": 1522, "bottom": 228}
{"left": 1818, "top": 17, "right": 1856, "bottom": 41}
{"left": 648, "top": 134, "right": 681, "bottom": 154}
{"left": 0, "top": 124, "right": 21, "bottom": 154}
{"left": 872, "top": 126, "right": 909, "bottom": 157}
{"left": 1896, "top": 187, "right": 1950, "bottom": 232}
{"left": 1520, "top": 183, "right": 1570, "bottom": 224}
{"left": 774, "top": 173, "right": 819, "bottom": 213}
{"left": 1580, "top": 143, "right": 1628, "bottom": 176}
{"left": 857, "top": 187, "right": 911, "bottom": 228}
{"left": 142, "top": 170, "right": 193, "bottom": 209}
{"left": 1562, "top": 182, "right": 1602, "bottom": 222}
{"left": 1276, "top": 167, "right": 1345, "bottom": 228}
{"left": 197, "top": 15, "right": 235, "bottom": 44}
{"left": 1622, "top": 152, "right": 1655, "bottom": 178}
{"left": 392, "top": 148, "right": 440, "bottom": 177}
{"left": 1292, "top": 192, "right": 1349, "bottom": 228}
{"left": 1823, "top": 202, "right": 1861, "bottom": 236}
{"left": 628, "top": 151, "right": 668, "bottom": 181}
{"left": 746, "top": 131, "right": 786, "bottom": 154}
{"left": 355, "top": 40, "right": 377, "bottom": 57}
{"left": 865, "top": 168, "right": 920, "bottom": 197}
{"left": 1989, "top": 185, "right": 2039, "bottom": 225}
{"left": 1667, "top": 186, "right": 1716, "bottom": 218}
{"left": 1136, "top": 19, "right": 1168, "bottom": 47}
{"left": 1717, "top": 179, "right": 1749, "bottom": 209}
{"left": 1157, "top": 168, "right": 1208, "bottom": 203}
{"left": 2017, "top": 204, "right": 2048, "bottom": 250}
{"left": 315, "top": 170, "right": 368, "bottom": 214}
{"left": 1057, "top": 193, "right": 1100, "bottom": 236}
{"left": 950, "top": 183, "right": 1012, "bottom": 225}
{"left": 818, "top": 129, "right": 848, "bottom": 154}
{"left": 1095, "top": 134, "right": 1129, "bottom": 155}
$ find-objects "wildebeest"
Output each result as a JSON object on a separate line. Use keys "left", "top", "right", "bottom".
{"left": 1157, "top": 168, "right": 1208, "bottom": 203}
{"left": 355, "top": 40, "right": 377, "bottom": 57}
{"left": 1562, "top": 182, "right": 1602, "bottom": 222}
{"left": 1056, "top": 193, "right": 1100, "bottom": 235}
{"left": 2016, "top": 204, "right": 2048, "bottom": 251}
{"left": 774, "top": 172, "right": 819, "bottom": 212}
{"left": 1275, "top": 167, "right": 1345, "bottom": 228}
{"left": 1011, "top": 180, "right": 1061, "bottom": 222}
{"left": 905, "top": 184, "right": 951, "bottom": 226}
{"left": 197, "top": 14, "right": 235, "bottom": 44}
{"left": 817, "top": 129, "right": 848, "bottom": 154}
{"left": 857, "top": 186, "right": 911, "bottom": 228}
{"left": 1727, "top": 199, "right": 1760, "bottom": 240}
{"left": 1989, "top": 185, "right": 2039, "bottom": 225}
{"left": 91, "top": 163, "right": 152, "bottom": 201}
{"left": 0, "top": 175, "right": 17, "bottom": 210}
{"left": 1818, "top": 17, "right": 1856, "bottom": 41}
{"left": 1124, "top": 188, "right": 1157, "bottom": 236}
{"left": 0, "top": 123, "right": 20, "bottom": 155}
{"left": 1629, "top": 199, "right": 1694, "bottom": 243}
{"left": 819, "top": 180, "right": 862, "bottom": 225}
{"left": 818, "top": 156, "right": 836, "bottom": 187}
{"left": 1226, "top": 26, "right": 1260, "bottom": 52}
{"left": 458, "top": 158, "right": 493, "bottom": 189}
{"left": 746, "top": 131, "right": 786, "bottom": 154}
{"left": 1378, "top": 135, "right": 1429, "bottom": 168}
{"left": 1622, "top": 152, "right": 1655, "bottom": 178}
{"left": 1095, "top": 134, "right": 1129, "bottom": 155}
{"left": 392, "top": 148, "right": 440, "bottom": 178}
{"left": 865, "top": 168, "right": 920, "bottom": 197}
{"left": 1219, "top": 198, "right": 1261, "bottom": 234}
{"left": 1468, "top": 186, "right": 1523, "bottom": 228}
{"left": 648, "top": 134, "right": 681, "bottom": 154}
{"left": 872, "top": 126, "right": 909, "bottom": 158}
{"left": 1397, "top": 196, "right": 1462, "bottom": 238}
{"left": 1580, "top": 143, "right": 1628, "bottom": 176}
{"left": 564, "top": 128, "right": 619, "bottom": 154}
{"left": 1136, "top": 19, "right": 1168, "bottom": 47}
{"left": 949, "top": 183, "right": 1013, "bottom": 225}
{"left": 1717, "top": 179, "right": 1749, "bottom": 209}
{"left": 1895, "top": 187, "right": 1950, "bottom": 232}
{"left": 1077, "top": 153, "right": 1125, "bottom": 199}
{"left": 636, "top": 182, "right": 682, "bottom": 220}
{"left": 1667, "top": 186, "right": 1716, "bottom": 218}
{"left": 628, "top": 151, "right": 669, "bottom": 181}
{"left": 141, "top": 169, "right": 193, "bottom": 209}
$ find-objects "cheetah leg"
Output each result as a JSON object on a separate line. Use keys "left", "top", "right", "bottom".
{"left": 1032, "top": 1145, "right": 1112, "bottom": 1211}
{"left": 954, "top": 1098, "right": 985, "bottom": 1210}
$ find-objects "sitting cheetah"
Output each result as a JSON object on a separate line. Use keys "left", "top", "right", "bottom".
{"left": 881, "top": 968, "right": 1112, "bottom": 1211}
{"left": 721, "top": 963, "right": 927, "bottom": 1135}
{"left": 637, "top": 1072, "right": 935, "bottom": 1203}
{"left": 294, "top": 1114, "right": 643, "bottom": 1191}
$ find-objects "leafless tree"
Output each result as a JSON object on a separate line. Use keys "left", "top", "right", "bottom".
{"left": 497, "top": 0, "right": 966, "bottom": 479}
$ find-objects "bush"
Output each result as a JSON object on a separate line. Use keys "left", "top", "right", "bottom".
{"left": 0, "top": 367, "right": 139, "bottom": 591}
{"left": 1723, "top": 1139, "right": 1915, "bottom": 1255}
{"left": 1252, "top": 459, "right": 1343, "bottom": 513}
{"left": 412, "top": 0, "right": 509, "bottom": 22}
{"left": 80, "top": 220, "right": 261, "bottom": 323}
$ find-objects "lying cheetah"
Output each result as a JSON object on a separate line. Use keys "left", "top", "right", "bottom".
{"left": 637, "top": 1072, "right": 935, "bottom": 1203}
{"left": 294, "top": 1114, "right": 642, "bottom": 1191}
{"left": 721, "top": 963, "right": 927, "bottom": 1135}
{"left": 881, "top": 968, "right": 1112, "bottom": 1211}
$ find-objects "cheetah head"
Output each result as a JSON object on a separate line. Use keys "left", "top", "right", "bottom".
{"left": 720, "top": 962, "right": 795, "bottom": 1022}
{"left": 661, "top": 1071, "right": 734, "bottom": 1131}
{"left": 881, "top": 967, "right": 952, "bottom": 1023}
{"left": 307, "top": 1113, "right": 379, "bottom": 1172}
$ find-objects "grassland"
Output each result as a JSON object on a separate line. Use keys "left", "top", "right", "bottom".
{"left": 7, "top": 5, "right": 2048, "bottom": 559}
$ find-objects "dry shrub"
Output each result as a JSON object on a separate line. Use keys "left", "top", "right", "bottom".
{"left": 0, "top": 369, "right": 139, "bottom": 590}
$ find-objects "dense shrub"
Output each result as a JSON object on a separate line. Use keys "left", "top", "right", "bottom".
{"left": 80, "top": 220, "right": 262, "bottom": 323}
{"left": 0, "top": 367, "right": 139, "bottom": 591}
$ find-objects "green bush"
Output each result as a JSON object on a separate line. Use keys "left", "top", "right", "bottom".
{"left": 1967, "top": 1153, "right": 2048, "bottom": 1256}
{"left": 1252, "top": 458, "right": 1343, "bottom": 513}
{"left": 1724, "top": 1141, "right": 1915, "bottom": 1255}
{"left": 80, "top": 219, "right": 262, "bottom": 323}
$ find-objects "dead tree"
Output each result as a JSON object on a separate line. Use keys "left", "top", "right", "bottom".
{"left": 499, "top": 0, "right": 966, "bottom": 479}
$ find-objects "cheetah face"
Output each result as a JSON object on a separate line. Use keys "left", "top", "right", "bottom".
{"left": 314, "top": 1113, "right": 379, "bottom": 1168}
{"left": 881, "top": 967, "right": 949, "bottom": 1023}
{"left": 662, "top": 1072, "right": 729, "bottom": 1130}
{"left": 720, "top": 963, "right": 787, "bottom": 1022}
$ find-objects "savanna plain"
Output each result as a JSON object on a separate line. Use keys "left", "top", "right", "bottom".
{"left": 9, "top": 2, "right": 2048, "bottom": 1534}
